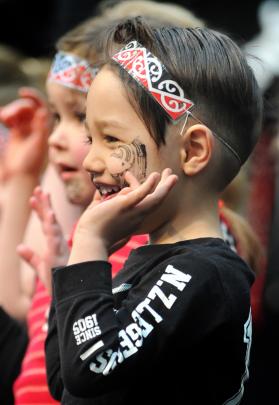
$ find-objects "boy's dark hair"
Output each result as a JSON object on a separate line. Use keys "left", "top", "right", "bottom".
{"left": 102, "top": 17, "right": 263, "bottom": 189}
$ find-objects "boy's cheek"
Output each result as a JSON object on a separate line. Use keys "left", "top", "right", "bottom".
{"left": 107, "top": 140, "right": 148, "bottom": 184}
{"left": 108, "top": 158, "right": 146, "bottom": 186}
{"left": 107, "top": 156, "right": 129, "bottom": 175}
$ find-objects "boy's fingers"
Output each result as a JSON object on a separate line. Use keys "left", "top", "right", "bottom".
{"left": 120, "top": 172, "right": 160, "bottom": 208}
{"left": 91, "top": 189, "right": 102, "bottom": 204}
{"left": 118, "top": 187, "right": 133, "bottom": 196}
{"left": 137, "top": 174, "right": 178, "bottom": 213}
{"left": 124, "top": 171, "right": 140, "bottom": 189}
{"left": 160, "top": 168, "right": 173, "bottom": 183}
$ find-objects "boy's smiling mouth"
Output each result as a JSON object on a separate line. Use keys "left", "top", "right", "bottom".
{"left": 94, "top": 183, "right": 121, "bottom": 200}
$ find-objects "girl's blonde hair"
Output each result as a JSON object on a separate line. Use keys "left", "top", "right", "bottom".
{"left": 56, "top": 0, "right": 204, "bottom": 63}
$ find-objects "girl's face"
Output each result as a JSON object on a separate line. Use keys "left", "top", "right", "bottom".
{"left": 84, "top": 66, "right": 182, "bottom": 231}
{"left": 47, "top": 81, "right": 94, "bottom": 207}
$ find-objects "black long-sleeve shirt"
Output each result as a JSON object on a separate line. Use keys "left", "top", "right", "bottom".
{"left": 46, "top": 237, "right": 254, "bottom": 404}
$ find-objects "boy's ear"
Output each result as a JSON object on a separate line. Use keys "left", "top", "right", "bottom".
{"left": 180, "top": 124, "right": 213, "bottom": 176}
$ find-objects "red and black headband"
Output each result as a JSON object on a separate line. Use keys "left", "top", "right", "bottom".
{"left": 112, "top": 40, "right": 241, "bottom": 163}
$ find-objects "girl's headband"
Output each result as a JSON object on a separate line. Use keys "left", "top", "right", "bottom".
{"left": 48, "top": 51, "right": 97, "bottom": 93}
{"left": 112, "top": 40, "right": 241, "bottom": 164}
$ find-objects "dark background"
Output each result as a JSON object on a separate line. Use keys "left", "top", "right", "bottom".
{"left": 0, "top": 0, "right": 263, "bottom": 57}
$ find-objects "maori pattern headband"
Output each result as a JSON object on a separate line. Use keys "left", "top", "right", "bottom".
{"left": 112, "top": 41, "right": 241, "bottom": 163}
{"left": 112, "top": 41, "right": 194, "bottom": 123}
{"left": 48, "top": 51, "right": 97, "bottom": 93}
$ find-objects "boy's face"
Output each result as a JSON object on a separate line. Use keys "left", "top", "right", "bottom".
{"left": 84, "top": 66, "right": 183, "bottom": 231}
{"left": 47, "top": 81, "right": 94, "bottom": 207}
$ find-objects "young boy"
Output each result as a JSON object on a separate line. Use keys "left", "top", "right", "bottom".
{"left": 46, "top": 18, "right": 263, "bottom": 404}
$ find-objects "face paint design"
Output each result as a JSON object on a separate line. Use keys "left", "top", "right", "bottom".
{"left": 110, "top": 138, "right": 147, "bottom": 187}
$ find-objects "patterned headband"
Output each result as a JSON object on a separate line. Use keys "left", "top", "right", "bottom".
{"left": 48, "top": 51, "right": 97, "bottom": 93}
{"left": 112, "top": 41, "right": 241, "bottom": 163}
{"left": 112, "top": 40, "right": 194, "bottom": 123}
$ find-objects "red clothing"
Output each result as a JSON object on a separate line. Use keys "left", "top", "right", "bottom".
{"left": 247, "top": 131, "right": 275, "bottom": 328}
{"left": 110, "top": 234, "right": 148, "bottom": 277}
{"left": 13, "top": 234, "right": 149, "bottom": 404}
{"left": 13, "top": 279, "right": 57, "bottom": 404}
{"left": 247, "top": 131, "right": 275, "bottom": 250}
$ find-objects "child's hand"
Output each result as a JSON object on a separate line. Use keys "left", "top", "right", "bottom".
{"left": 68, "top": 168, "right": 178, "bottom": 265}
{"left": 17, "top": 186, "right": 70, "bottom": 295}
{"left": 0, "top": 87, "right": 50, "bottom": 180}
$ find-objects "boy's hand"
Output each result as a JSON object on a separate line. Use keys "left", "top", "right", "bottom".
{"left": 17, "top": 186, "right": 70, "bottom": 295}
{"left": 68, "top": 168, "right": 178, "bottom": 265}
{"left": 0, "top": 87, "right": 50, "bottom": 180}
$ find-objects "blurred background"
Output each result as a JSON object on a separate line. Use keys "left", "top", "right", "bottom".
{"left": 1, "top": 0, "right": 279, "bottom": 93}
{"left": 0, "top": 0, "right": 265, "bottom": 56}
{"left": 0, "top": 2, "right": 279, "bottom": 405}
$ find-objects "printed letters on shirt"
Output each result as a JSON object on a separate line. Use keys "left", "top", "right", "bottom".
{"left": 87, "top": 265, "right": 192, "bottom": 375}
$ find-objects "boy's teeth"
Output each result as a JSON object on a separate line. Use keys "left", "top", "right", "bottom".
{"left": 98, "top": 185, "right": 120, "bottom": 196}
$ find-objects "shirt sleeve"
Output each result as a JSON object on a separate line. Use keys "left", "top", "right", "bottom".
{"left": 47, "top": 256, "right": 238, "bottom": 398}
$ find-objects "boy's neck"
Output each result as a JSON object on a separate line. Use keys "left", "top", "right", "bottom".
{"left": 150, "top": 197, "right": 222, "bottom": 245}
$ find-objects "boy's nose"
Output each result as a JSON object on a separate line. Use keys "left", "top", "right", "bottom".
{"left": 48, "top": 125, "right": 68, "bottom": 149}
{"left": 82, "top": 147, "right": 105, "bottom": 175}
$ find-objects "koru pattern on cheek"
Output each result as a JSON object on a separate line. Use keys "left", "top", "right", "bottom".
{"left": 110, "top": 138, "right": 147, "bottom": 185}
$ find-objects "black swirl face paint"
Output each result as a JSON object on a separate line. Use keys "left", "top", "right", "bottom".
{"left": 109, "top": 138, "right": 147, "bottom": 187}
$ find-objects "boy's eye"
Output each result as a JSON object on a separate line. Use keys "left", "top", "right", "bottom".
{"left": 75, "top": 112, "right": 86, "bottom": 123}
{"left": 104, "top": 135, "right": 119, "bottom": 143}
{"left": 84, "top": 135, "right": 92, "bottom": 145}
